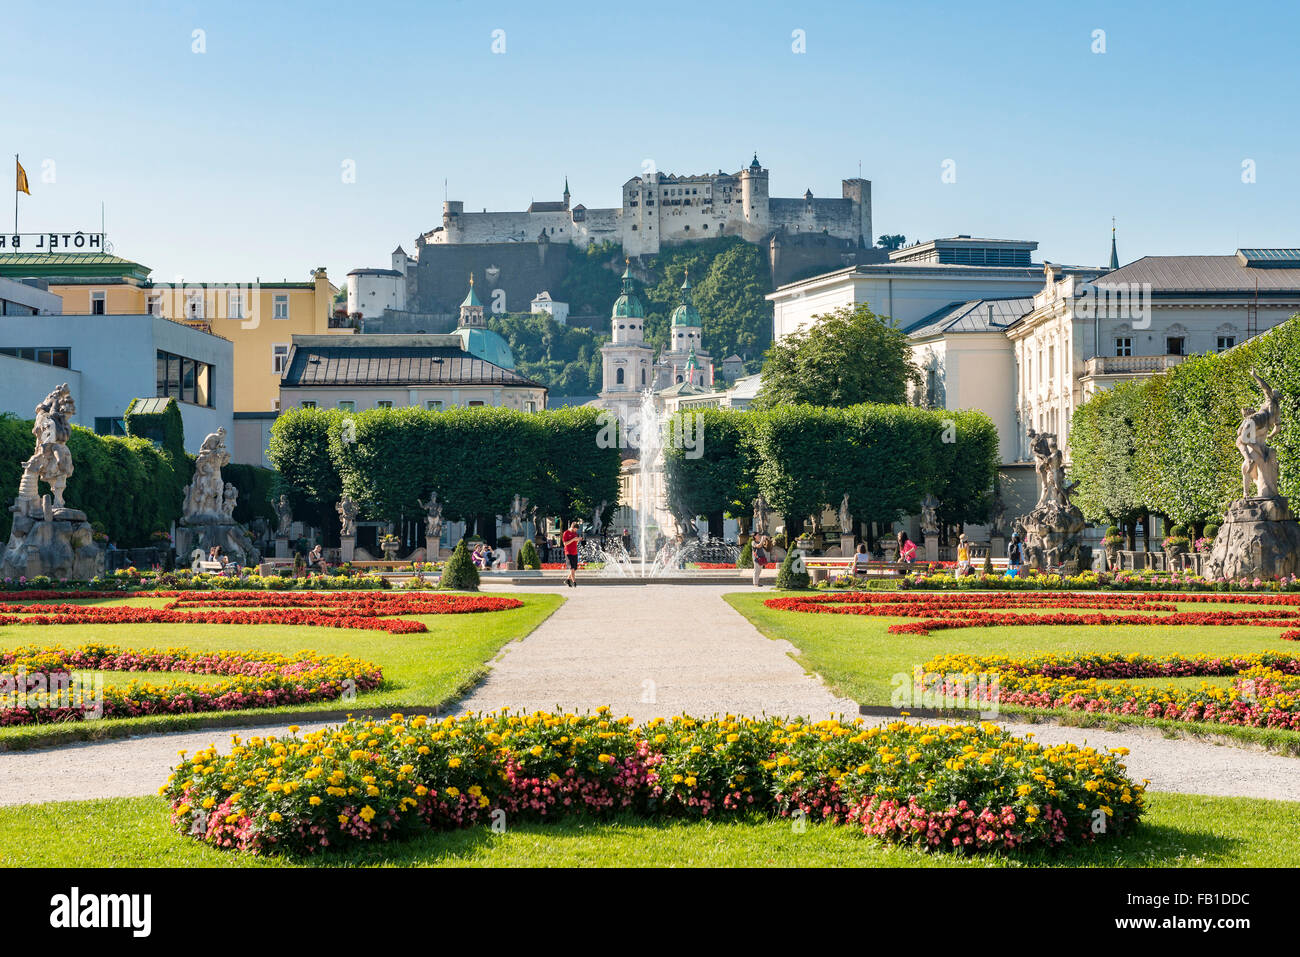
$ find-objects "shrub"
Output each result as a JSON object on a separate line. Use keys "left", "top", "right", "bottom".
{"left": 737, "top": 539, "right": 753, "bottom": 569}
{"left": 775, "top": 547, "right": 810, "bottom": 590}
{"left": 518, "top": 539, "right": 541, "bottom": 570}
{"left": 1204, "top": 523, "right": 1220, "bottom": 540}
{"left": 440, "top": 539, "right": 480, "bottom": 591}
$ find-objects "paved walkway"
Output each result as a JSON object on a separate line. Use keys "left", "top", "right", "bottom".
{"left": 1, "top": 584, "right": 1298, "bottom": 805}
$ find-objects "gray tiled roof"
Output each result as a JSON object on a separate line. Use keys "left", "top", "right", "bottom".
{"left": 1101, "top": 256, "right": 1300, "bottom": 293}
{"left": 904, "top": 297, "right": 1035, "bottom": 338}
{"left": 281, "top": 344, "right": 542, "bottom": 388}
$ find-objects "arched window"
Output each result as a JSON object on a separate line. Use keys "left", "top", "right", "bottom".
{"left": 616, "top": 368, "right": 625, "bottom": 384}
{"left": 641, "top": 368, "right": 646, "bottom": 385}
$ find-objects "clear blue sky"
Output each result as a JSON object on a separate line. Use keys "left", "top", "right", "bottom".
{"left": 3, "top": 0, "right": 1297, "bottom": 282}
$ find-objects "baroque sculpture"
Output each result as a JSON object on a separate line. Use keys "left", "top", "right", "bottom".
{"left": 275, "top": 494, "right": 293, "bottom": 536}
{"left": 174, "top": 428, "right": 259, "bottom": 568}
{"left": 1204, "top": 371, "right": 1300, "bottom": 580}
{"left": 418, "top": 490, "right": 443, "bottom": 544}
{"left": 509, "top": 494, "right": 529, "bottom": 537}
{"left": 752, "top": 493, "right": 770, "bottom": 537}
{"left": 1016, "top": 429, "right": 1087, "bottom": 571}
{"left": 337, "top": 494, "right": 359, "bottom": 538}
{"left": 2, "top": 384, "right": 104, "bottom": 580}
{"left": 838, "top": 493, "right": 853, "bottom": 534}
{"left": 920, "top": 493, "right": 940, "bottom": 534}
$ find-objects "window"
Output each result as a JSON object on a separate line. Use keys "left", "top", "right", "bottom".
{"left": 426, "top": 400, "right": 443, "bottom": 411}
{"left": 616, "top": 368, "right": 625, "bottom": 384}
{"left": 227, "top": 291, "right": 244, "bottom": 319}
{"left": 376, "top": 400, "right": 393, "bottom": 409}
{"left": 273, "top": 295, "right": 289, "bottom": 319}
{"left": 525, "top": 401, "right": 537, "bottom": 413}
{"left": 1217, "top": 335, "right": 1236, "bottom": 352}
{"left": 147, "top": 293, "right": 162, "bottom": 316}
{"left": 272, "top": 344, "right": 290, "bottom": 374}
{"left": 90, "top": 291, "right": 106, "bottom": 315}
{"left": 1048, "top": 345, "right": 1055, "bottom": 379}
{"left": 186, "top": 292, "right": 204, "bottom": 319}
{"left": 337, "top": 400, "right": 355, "bottom": 412}
{"left": 1166, "top": 336, "right": 1185, "bottom": 356}
{"left": 468, "top": 400, "right": 485, "bottom": 407}
{"left": 1115, "top": 337, "right": 1133, "bottom": 357}
{"left": 155, "top": 350, "right": 215, "bottom": 407}
{"left": 0, "top": 346, "right": 69, "bottom": 367}
{"left": 93, "top": 417, "right": 126, "bottom": 437}
{"left": 300, "top": 400, "right": 317, "bottom": 409}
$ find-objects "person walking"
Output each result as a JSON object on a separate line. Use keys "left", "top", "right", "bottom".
{"left": 562, "top": 521, "right": 582, "bottom": 587}
{"left": 752, "top": 535, "right": 770, "bottom": 586}
{"left": 1007, "top": 533, "right": 1026, "bottom": 577}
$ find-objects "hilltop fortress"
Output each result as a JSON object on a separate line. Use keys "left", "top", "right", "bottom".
{"left": 352, "top": 155, "right": 880, "bottom": 330}
{"left": 422, "top": 155, "right": 872, "bottom": 257}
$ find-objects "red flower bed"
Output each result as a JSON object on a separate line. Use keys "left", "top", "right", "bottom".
{"left": 0, "top": 644, "right": 382, "bottom": 725}
{"left": 764, "top": 591, "right": 1300, "bottom": 642}
{"left": 0, "top": 592, "right": 523, "bottom": 635}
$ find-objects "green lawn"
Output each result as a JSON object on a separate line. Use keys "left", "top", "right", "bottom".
{"left": 725, "top": 591, "right": 1300, "bottom": 752}
{"left": 1, "top": 791, "right": 1295, "bottom": 867}
{"left": 0, "top": 592, "right": 563, "bottom": 750}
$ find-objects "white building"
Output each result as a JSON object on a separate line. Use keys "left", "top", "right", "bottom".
{"left": 346, "top": 247, "right": 408, "bottom": 319}
{"left": 1009, "top": 248, "right": 1300, "bottom": 463}
{"left": 768, "top": 237, "right": 1048, "bottom": 338}
{"left": 0, "top": 276, "right": 62, "bottom": 316}
{"left": 0, "top": 313, "right": 234, "bottom": 452}
{"left": 530, "top": 290, "right": 569, "bottom": 325}
{"left": 596, "top": 265, "right": 655, "bottom": 423}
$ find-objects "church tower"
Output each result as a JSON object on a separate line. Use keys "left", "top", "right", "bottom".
{"left": 656, "top": 270, "right": 712, "bottom": 389}
{"left": 598, "top": 261, "right": 654, "bottom": 416}
{"left": 458, "top": 274, "right": 485, "bottom": 328}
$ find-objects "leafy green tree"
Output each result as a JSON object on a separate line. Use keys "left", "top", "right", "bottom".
{"left": 754, "top": 304, "right": 920, "bottom": 408}
{"left": 876, "top": 234, "right": 906, "bottom": 251}
{"left": 775, "top": 546, "right": 809, "bottom": 589}
{"left": 266, "top": 407, "right": 345, "bottom": 531}
{"left": 518, "top": 539, "right": 541, "bottom": 569}
{"left": 663, "top": 408, "right": 757, "bottom": 528}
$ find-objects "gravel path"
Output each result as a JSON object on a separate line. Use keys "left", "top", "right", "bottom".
{"left": 1, "top": 583, "right": 1297, "bottom": 806}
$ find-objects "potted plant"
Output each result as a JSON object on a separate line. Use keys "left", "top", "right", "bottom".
{"left": 1162, "top": 523, "right": 1192, "bottom": 568}
{"left": 1196, "top": 523, "right": 1219, "bottom": 553}
{"left": 1102, "top": 525, "right": 1124, "bottom": 569}
{"left": 379, "top": 533, "right": 401, "bottom": 560}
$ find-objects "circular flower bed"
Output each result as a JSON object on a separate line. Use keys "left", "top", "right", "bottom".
{"left": 0, "top": 592, "right": 523, "bottom": 635}
{"left": 162, "top": 711, "right": 1143, "bottom": 856}
{"left": 923, "top": 650, "right": 1300, "bottom": 731}
{"left": 0, "top": 644, "right": 383, "bottom": 725}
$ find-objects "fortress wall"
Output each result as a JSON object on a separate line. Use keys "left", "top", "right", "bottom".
{"left": 410, "top": 241, "right": 572, "bottom": 317}
{"left": 768, "top": 198, "right": 859, "bottom": 239}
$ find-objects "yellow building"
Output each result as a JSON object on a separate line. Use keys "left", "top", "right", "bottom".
{"left": 0, "top": 252, "right": 351, "bottom": 413}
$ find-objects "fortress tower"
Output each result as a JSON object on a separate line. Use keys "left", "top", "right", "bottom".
{"left": 738, "top": 153, "right": 771, "bottom": 242}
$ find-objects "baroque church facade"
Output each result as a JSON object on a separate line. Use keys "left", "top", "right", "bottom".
{"left": 596, "top": 264, "right": 714, "bottom": 422}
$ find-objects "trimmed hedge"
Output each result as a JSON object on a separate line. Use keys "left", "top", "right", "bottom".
{"left": 0, "top": 415, "right": 182, "bottom": 547}
{"left": 1072, "top": 315, "right": 1300, "bottom": 527}
{"left": 665, "top": 404, "right": 999, "bottom": 536}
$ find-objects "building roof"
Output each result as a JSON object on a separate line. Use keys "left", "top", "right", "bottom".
{"left": 347, "top": 268, "right": 402, "bottom": 278}
{"left": 281, "top": 337, "right": 542, "bottom": 390}
{"left": 904, "top": 297, "right": 1035, "bottom": 338}
{"left": 670, "top": 274, "right": 701, "bottom": 327}
{"left": 1098, "top": 253, "right": 1300, "bottom": 293}
{"left": 526, "top": 201, "right": 568, "bottom": 213}
{"left": 658, "top": 380, "right": 710, "bottom": 397}
{"left": 0, "top": 251, "right": 152, "bottom": 282}
{"left": 611, "top": 264, "right": 645, "bottom": 319}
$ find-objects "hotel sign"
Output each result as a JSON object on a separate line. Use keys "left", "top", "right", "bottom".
{"left": 0, "top": 232, "right": 107, "bottom": 253}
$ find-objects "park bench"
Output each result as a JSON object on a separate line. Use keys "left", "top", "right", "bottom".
{"left": 195, "top": 560, "right": 224, "bottom": 575}
{"left": 802, "top": 555, "right": 1010, "bottom": 584}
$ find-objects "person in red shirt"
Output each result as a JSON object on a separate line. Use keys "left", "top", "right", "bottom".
{"left": 561, "top": 521, "right": 582, "bottom": 587}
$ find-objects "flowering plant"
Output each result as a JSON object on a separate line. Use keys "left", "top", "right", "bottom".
{"left": 161, "top": 711, "right": 1143, "bottom": 856}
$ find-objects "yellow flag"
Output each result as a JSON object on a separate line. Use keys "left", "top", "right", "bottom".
{"left": 16, "top": 158, "right": 30, "bottom": 196}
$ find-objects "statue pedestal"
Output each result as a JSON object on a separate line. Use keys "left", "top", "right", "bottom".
{"left": 1203, "top": 496, "right": 1300, "bottom": 581}
{"left": 511, "top": 535, "right": 527, "bottom": 561}
{"left": 2, "top": 507, "right": 104, "bottom": 581}
{"left": 275, "top": 536, "right": 290, "bottom": 560}
{"left": 991, "top": 535, "right": 1006, "bottom": 561}
{"left": 839, "top": 534, "right": 856, "bottom": 559}
{"left": 920, "top": 540, "right": 938, "bottom": 564}
{"left": 339, "top": 536, "right": 356, "bottom": 563}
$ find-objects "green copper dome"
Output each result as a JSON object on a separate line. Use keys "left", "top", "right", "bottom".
{"left": 611, "top": 263, "right": 645, "bottom": 319}
{"left": 461, "top": 275, "right": 483, "bottom": 309}
{"left": 454, "top": 326, "right": 516, "bottom": 370}
{"left": 670, "top": 273, "right": 701, "bottom": 327}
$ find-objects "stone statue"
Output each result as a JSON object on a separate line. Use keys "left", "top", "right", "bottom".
{"left": 592, "top": 500, "right": 607, "bottom": 536}
{"left": 509, "top": 494, "right": 529, "bottom": 537}
{"left": 1238, "top": 370, "right": 1282, "bottom": 500}
{"left": 175, "top": 428, "right": 258, "bottom": 567}
{"left": 19, "top": 383, "right": 76, "bottom": 511}
{"left": 2, "top": 383, "right": 104, "bottom": 581}
{"left": 337, "top": 494, "right": 359, "bottom": 538}
{"left": 418, "top": 490, "right": 443, "bottom": 543}
{"left": 1015, "top": 430, "right": 1086, "bottom": 572}
{"left": 182, "top": 428, "right": 232, "bottom": 523}
{"left": 221, "top": 482, "right": 238, "bottom": 521}
{"left": 838, "top": 493, "right": 853, "bottom": 534}
{"left": 752, "top": 493, "right": 770, "bottom": 537}
{"left": 1204, "top": 370, "right": 1300, "bottom": 581}
{"left": 275, "top": 494, "right": 293, "bottom": 536}
{"left": 920, "top": 493, "right": 940, "bottom": 534}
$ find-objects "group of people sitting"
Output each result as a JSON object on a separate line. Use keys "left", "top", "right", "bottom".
{"left": 470, "top": 542, "right": 511, "bottom": 570}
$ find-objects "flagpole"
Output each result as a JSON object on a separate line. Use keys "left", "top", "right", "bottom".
{"left": 13, "top": 154, "right": 17, "bottom": 236}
